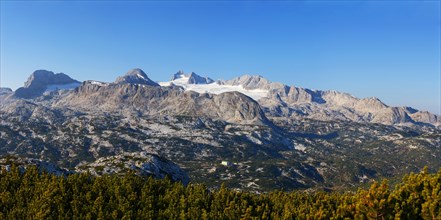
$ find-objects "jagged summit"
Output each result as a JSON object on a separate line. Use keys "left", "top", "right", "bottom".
{"left": 172, "top": 70, "right": 186, "bottom": 81}
{"left": 14, "top": 70, "right": 81, "bottom": 99}
{"left": 172, "top": 70, "right": 214, "bottom": 84}
{"left": 115, "top": 68, "right": 159, "bottom": 86}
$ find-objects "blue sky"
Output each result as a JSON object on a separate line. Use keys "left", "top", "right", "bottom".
{"left": 1, "top": 1, "right": 440, "bottom": 114}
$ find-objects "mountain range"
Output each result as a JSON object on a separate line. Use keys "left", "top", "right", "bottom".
{"left": 0, "top": 68, "right": 440, "bottom": 191}
{"left": 3, "top": 68, "right": 439, "bottom": 128}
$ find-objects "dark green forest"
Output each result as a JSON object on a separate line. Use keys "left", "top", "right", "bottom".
{"left": 0, "top": 166, "right": 440, "bottom": 219}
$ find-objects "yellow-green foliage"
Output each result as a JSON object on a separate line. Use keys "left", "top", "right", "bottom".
{"left": 0, "top": 166, "right": 440, "bottom": 219}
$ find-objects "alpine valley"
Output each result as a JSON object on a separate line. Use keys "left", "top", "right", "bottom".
{"left": 0, "top": 68, "right": 440, "bottom": 192}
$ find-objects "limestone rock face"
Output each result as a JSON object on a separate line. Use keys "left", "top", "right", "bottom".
{"left": 56, "top": 81, "right": 269, "bottom": 125}
{"left": 77, "top": 154, "right": 190, "bottom": 185}
{"left": 239, "top": 77, "right": 440, "bottom": 128}
{"left": 224, "top": 75, "right": 285, "bottom": 90}
{"left": 14, "top": 70, "right": 80, "bottom": 98}
{"left": 407, "top": 110, "right": 440, "bottom": 127}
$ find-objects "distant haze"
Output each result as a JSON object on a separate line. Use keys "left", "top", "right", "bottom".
{"left": 0, "top": 1, "right": 439, "bottom": 114}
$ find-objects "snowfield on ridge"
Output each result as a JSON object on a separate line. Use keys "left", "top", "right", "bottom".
{"left": 159, "top": 78, "right": 269, "bottom": 101}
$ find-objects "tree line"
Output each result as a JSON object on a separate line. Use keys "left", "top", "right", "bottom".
{"left": 0, "top": 165, "right": 440, "bottom": 219}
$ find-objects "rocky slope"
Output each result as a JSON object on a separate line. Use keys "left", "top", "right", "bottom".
{"left": 0, "top": 102, "right": 439, "bottom": 191}
{"left": 0, "top": 154, "right": 189, "bottom": 184}
{"left": 159, "top": 73, "right": 440, "bottom": 128}
{"left": 0, "top": 156, "right": 73, "bottom": 176}
{"left": 54, "top": 80, "right": 268, "bottom": 125}
{"left": 76, "top": 153, "right": 190, "bottom": 184}
{"left": 0, "top": 68, "right": 440, "bottom": 191}
{"left": 219, "top": 75, "right": 440, "bottom": 128}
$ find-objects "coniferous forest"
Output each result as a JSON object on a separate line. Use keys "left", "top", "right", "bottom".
{"left": 0, "top": 166, "right": 440, "bottom": 219}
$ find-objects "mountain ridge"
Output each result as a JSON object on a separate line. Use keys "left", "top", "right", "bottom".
{"left": 3, "top": 68, "right": 440, "bottom": 128}
{"left": 52, "top": 72, "right": 270, "bottom": 125}
{"left": 1, "top": 68, "right": 440, "bottom": 191}
{"left": 161, "top": 70, "right": 440, "bottom": 128}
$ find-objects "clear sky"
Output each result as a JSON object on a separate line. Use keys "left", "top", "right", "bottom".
{"left": 1, "top": 1, "right": 440, "bottom": 114}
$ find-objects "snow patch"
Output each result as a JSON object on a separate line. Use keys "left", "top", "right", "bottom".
{"left": 158, "top": 82, "right": 171, "bottom": 87}
{"left": 159, "top": 79, "right": 269, "bottom": 101}
{"left": 89, "top": 81, "right": 108, "bottom": 86}
{"left": 45, "top": 82, "right": 81, "bottom": 92}
{"left": 136, "top": 73, "right": 146, "bottom": 80}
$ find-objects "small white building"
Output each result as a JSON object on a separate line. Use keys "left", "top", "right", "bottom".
{"left": 221, "top": 161, "right": 233, "bottom": 166}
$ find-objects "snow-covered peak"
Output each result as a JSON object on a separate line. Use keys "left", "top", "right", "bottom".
{"left": 171, "top": 71, "right": 214, "bottom": 85}
{"left": 172, "top": 70, "right": 186, "bottom": 81}
{"left": 159, "top": 72, "right": 269, "bottom": 101}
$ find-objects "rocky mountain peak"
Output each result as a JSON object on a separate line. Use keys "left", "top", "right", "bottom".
{"left": 23, "top": 70, "right": 79, "bottom": 88}
{"left": 172, "top": 70, "right": 185, "bottom": 80}
{"left": 125, "top": 68, "right": 148, "bottom": 77}
{"left": 14, "top": 70, "right": 80, "bottom": 99}
{"left": 172, "top": 71, "right": 214, "bottom": 84}
{"left": 115, "top": 68, "right": 159, "bottom": 86}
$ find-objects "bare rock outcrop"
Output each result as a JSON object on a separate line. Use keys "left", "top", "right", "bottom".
{"left": 14, "top": 70, "right": 80, "bottom": 99}
{"left": 55, "top": 72, "right": 269, "bottom": 125}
